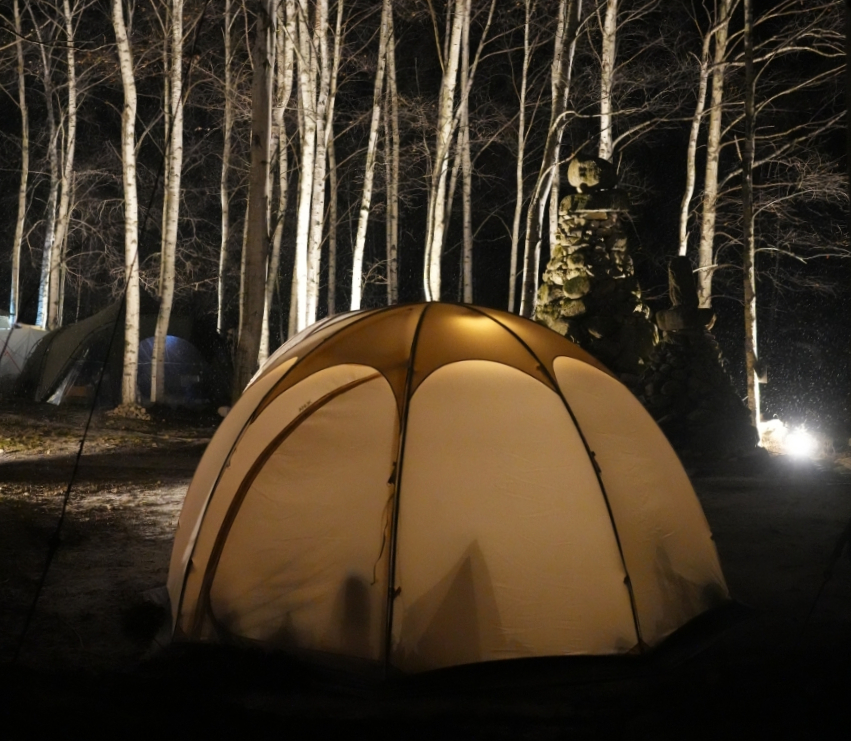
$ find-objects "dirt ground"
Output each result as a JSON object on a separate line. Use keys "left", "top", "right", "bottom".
{"left": 1, "top": 401, "right": 851, "bottom": 738}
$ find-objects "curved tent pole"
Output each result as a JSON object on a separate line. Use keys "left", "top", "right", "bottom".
{"left": 382, "top": 303, "right": 431, "bottom": 676}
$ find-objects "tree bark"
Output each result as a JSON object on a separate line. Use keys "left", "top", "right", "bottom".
{"left": 598, "top": 0, "right": 617, "bottom": 161}
{"left": 508, "top": 0, "right": 534, "bottom": 313}
{"left": 696, "top": 0, "right": 736, "bottom": 307}
{"left": 293, "top": 1, "right": 317, "bottom": 331}
{"left": 678, "top": 27, "right": 712, "bottom": 256}
{"left": 545, "top": 0, "right": 580, "bottom": 279}
{"left": 350, "top": 0, "right": 390, "bottom": 310}
{"left": 32, "top": 9, "right": 60, "bottom": 330}
{"left": 520, "top": 0, "right": 580, "bottom": 317}
{"left": 259, "top": 0, "right": 295, "bottom": 363}
{"left": 423, "top": 0, "right": 466, "bottom": 302}
{"left": 152, "top": 0, "right": 185, "bottom": 404}
{"left": 233, "top": 0, "right": 275, "bottom": 399}
{"left": 384, "top": 9, "right": 400, "bottom": 306}
{"left": 48, "top": 0, "right": 79, "bottom": 331}
{"left": 459, "top": 3, "right": 473, "bottom": 304}
{"left": 9, "top": 0, "right": 28, "bottom": 322}
{"left": 112, "top": 0, "right": 141, "bottom": 407}
{"left": 326, "top": 3, "right": 343, "bottom": 318}
{"left": 218, "top": 0, "right": 236, "bottom": 335}
{"left": 742, "top": 0, "right": 760, "bottom": 426}
{"left": 305, "top": 0, "right": 336, "bottom": 326}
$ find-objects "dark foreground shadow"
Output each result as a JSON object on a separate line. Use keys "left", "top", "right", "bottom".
{"left": 0, "top": 443, "right": 206, "bottom": 484}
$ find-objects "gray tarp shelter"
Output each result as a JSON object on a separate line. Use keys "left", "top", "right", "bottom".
{"left": 1, "top": 324, "right": 47, "bottom": 390}
{"left": 17, "top": 302, "right": 231, "bottom": 408}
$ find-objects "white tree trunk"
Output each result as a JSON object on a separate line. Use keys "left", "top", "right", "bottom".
{"left": 9, "top": 0, "right": 28, "bottom": 321}
{"left": 304, "top": 0, "right": 338, "bottom": 326}
{"left": 678, "top": 29, "right": 712, "bottom": 257}
{"left": 697, "top": 0, "right": 735, "bottom": 307}
{"left": 423, "top": 0, "right": 466, "bottom": 302}
{"left": 520, "top": 0, "right": 580, "bottom": 317}
{"left": 112, "top": 0, "right": 141, "bottom": 407}
{"left": 233, "top": 0, "right": 275, "bottom": 398}
{"left": 327, "top": 120, "right": 338, "bottom": 315}
{"left": 48, "top": 0, "right": 79, "bottom": 331}
{"left": 152, "top": 0, "right": 184, "bottom": 404}
{"left": 508, "top": 0, "right": 533, "bottom": 313}
{"left": 742, "top": 0, "right": 760, "bottom": 426}
{"left": 321, "top": 2, "right": 345, "bottom": 319}
{"left": 350, "top": 0, "right": 390, "bottom": 310}
{"left": 598, "top": 0, "right": 617, "bottom": 161}
{"left": 459, "top": 3, "right": 473, "bottom": 304}
{"left": 545, "top": 0, "right": 580, "bottom": 273}
{"left": 33, "top": 13, "right": 59, "bottom": 330}
{"left": 218, "top": 0, "right": 236, "bottom": 334}
{"left": 259, "top": 0, "right": 295, "bottom": 363}
{"left": 384, "top": 7, "right": 399, "bottom": 306}
{"left": 293, "top": 1, "right": 317, "bottom": 331}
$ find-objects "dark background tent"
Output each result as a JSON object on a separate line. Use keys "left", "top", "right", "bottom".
{"left": 16, "top": 300, "right": 232, "bottom": 409}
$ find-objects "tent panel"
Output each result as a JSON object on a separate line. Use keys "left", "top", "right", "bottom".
{"left": 208, "top": 376, "right": 397, "bottom": 660}
{"left": 256, "top": 305, "right": 424, "bottom": 418}
{"left": 391, "top": 361, "right": 636, "bottom": 673}
{"left": 462, "top": 305, "right": 613, "bottom": 377}
{"left": 409, "top": 305, "right": 557, "bottom": 396}
{"left": 0, "top": 326, "right": 46, "bottom": 381}
{"left": 553, "top": 357, "right": 729, "bottom": 646}
{"left": 167, "top": 356, "right": 299, "bottom": 621}
{"left": 33, "top": 303, "right": 120, "bottom": 400}
{"left": 250, "top": 309, "right": 370, "bottom": 387}
{"left": 174, "top": 363, "right": 383, "bottom": 636}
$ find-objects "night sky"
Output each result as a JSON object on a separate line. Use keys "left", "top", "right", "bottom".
{"left": 0, "top": 0, "right": 847, "bottom": 440}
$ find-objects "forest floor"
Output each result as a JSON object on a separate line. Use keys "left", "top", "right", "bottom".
{"left": 1, "top": 401, "right": 851, "bottom": 738}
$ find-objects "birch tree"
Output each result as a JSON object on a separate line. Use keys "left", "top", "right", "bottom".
{"left": 217, "top": 0, "right": 237, "bottom": 334}
{"left": 519, "top": 0, "right": 581, "bottom": 317}
{"left": 597, "top": 0, "right": 617, "bottom": 161}
{"left": 151, "top": 0, "right": 185, "bottom": 404}
{"left": 259, "top": 0, "right": 295, "bottom": 363}
{"left": 31, "top": 7, "right": 60, "bottom": 330}
{"left": 458, "top": 3, "right": 473, "bottom": 303}
{"left": 384, "top": 4, "right": 399, "bottom": 306}
{"left": 741, "top": 0, "right": 759, "bottom": 425}
{"left": 304, "top": 0, "right": 340, "bottom": 325}
{"left": 112, "top": 0, "right": 141, "bottom": 408}
{"left": 423, "top": 0, "right": 496, "bottom": 302}
{"left": 696, "top": 0, "right": 737, "bottom": 307}
{"left": 45, "top": 0, "right": 80, "bottom": 330}
{"left": 233, "top": 0, "right": 275, "bottom": 397}
{"left": 350, "top": 0, "right": 390, "bottom": 310}
{"left": 8, "top": 0, "right": 28, "bottom": 322}
{"left": 506, "top": 0, "right": 542, "bottom": 313}
{"left": 292, "top": 1, "right": 317, "bottom": 331}
{"left": 422, "top": 0, "right": 466, "bottom": 302}
{"left": 678, "top": 18, "right": 713, "bottom": 256}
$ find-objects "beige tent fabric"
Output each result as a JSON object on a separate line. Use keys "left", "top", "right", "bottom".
{"left": 210, "top": 375, "right": 397, "bottom": 659}
{"left": 171, "top": 363, "right": 377, "bottom": 632}
{"left": 392, "top": 361, "right": 637, "bottom": 672}
{"left": 168, "top": 302, "right": 729, "bottom": 671}
{"left": 553, "top": 357, "right": 729, "bottom": 645}
{"left": 168, "top": 355, "right": 300, "bottom": 624}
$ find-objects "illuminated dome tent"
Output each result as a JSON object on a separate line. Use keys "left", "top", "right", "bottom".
{"left": 168, "top": 302, "right": 729, "bottom": 674}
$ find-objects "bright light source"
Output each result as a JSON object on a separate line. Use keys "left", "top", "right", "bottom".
{"left": 785, "top": 426, "right": 817, "bottom": 459}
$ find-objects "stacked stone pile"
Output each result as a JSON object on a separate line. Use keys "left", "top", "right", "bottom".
{"left": 534, "top": 180, "right": 656, "bottom": 378}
